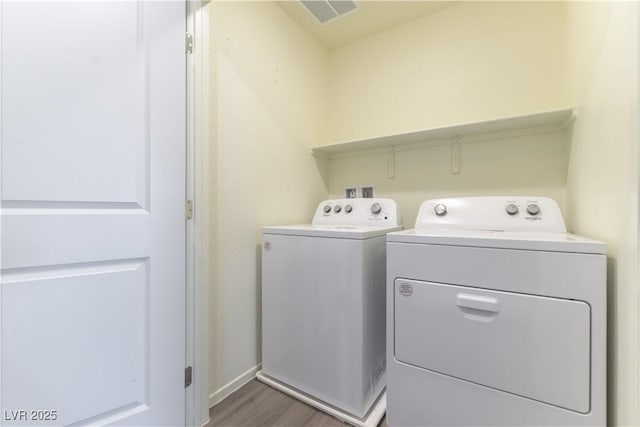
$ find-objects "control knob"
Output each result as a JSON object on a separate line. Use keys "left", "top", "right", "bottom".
{"left": 323, "top": 205, "right": 331, "bottom": 214}
{"left": 527, "top": 203, "right": 541, "bottom": 216}
{"left": 434, "top": 203, "right": 447, "bottom": 216}
{"left": 506, "top": 204, "right": 519, "bottom": 216}
{"left": 345, "top": 204, "right": 353, "bottom": 213}
{"left": 370, "top": 203, "right": 382, "bottom": 215}
{"left": 334, "top": 205, "right": 342, "bottom": 213}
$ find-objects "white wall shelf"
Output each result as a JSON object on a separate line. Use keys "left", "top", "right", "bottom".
{"left": 310, "top": 108, "right": 576, "bottom": 159}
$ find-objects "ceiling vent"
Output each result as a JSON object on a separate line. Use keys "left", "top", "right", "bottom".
{"left": 300, "top": 0, "right": 358, "bottom": 24}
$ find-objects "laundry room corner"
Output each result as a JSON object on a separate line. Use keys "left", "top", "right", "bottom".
{"left": 204, "top": 1, "right": 640, "bottom": 425}
{"left": 207, "top": 0, "right": 330, "bottom": 408}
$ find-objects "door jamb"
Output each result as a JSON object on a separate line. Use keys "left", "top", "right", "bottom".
{"left": 186, "top": 2, "right": 211, "bottom": 426}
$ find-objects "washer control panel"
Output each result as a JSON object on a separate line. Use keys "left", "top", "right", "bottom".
{"left": 313, "top": 198, "right": 401, "bottom": 227}
{"left": 415, "top": 196, "right": 566, "bottom": 232}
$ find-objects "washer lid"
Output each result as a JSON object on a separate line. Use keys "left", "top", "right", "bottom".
{"left": 263, "top": 224, "right": 403, "bottom": 239}
{"left": 387, "top": 228, "right": 605, "bottom": 254}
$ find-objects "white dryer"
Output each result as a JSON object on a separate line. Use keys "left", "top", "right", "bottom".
{"left": 258, "top": 198, "right": 402, "bottom": 427}
{"left": 386, "top": 196, "right": 606, "bottom": 426}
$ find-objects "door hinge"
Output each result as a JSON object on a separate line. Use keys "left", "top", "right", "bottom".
{"left": 185, "top": 200, "right": 193, "bottom": 220}
{"left": 185, "top": 32, "right": 194, "bottom": 54}
{"left": 185, "top": 366, "right": 193, "bottom": 388}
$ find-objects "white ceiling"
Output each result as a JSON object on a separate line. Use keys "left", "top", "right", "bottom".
{"left": 277, "top": 1, "right": 457, "bottom": 50}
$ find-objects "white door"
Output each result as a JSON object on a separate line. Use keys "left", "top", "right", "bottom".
{"left": 0, "top": 2, "right": 186, "bottom": 426}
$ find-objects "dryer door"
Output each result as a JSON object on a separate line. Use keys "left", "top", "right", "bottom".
{"left": 393, "top": 279, "right": 590, "bottom": 413}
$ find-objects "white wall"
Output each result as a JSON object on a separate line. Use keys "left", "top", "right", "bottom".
{"left": 565, "top": 2, "right": 638, "bottom": 425}
{"left": 208, "top": 1, "right": 328, "bottom": 405}
{"left": 326, "top": 1, "right": 571, "bottom": 227}
{"left": 327, "top": 2, "right": 570, "bottom": 145}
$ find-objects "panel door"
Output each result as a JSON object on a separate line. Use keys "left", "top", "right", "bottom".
{"left": 1, "top": 2, "right": 186, "bottom": 425}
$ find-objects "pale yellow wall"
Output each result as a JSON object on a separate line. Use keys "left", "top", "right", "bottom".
{"left": 327, "top": 1, "right": 571, "bottom": 145}
{"left": 565, "top": 2, "right": 639, "bottom": 425}
{"left": 328, "top": 132, "right": 569, "bottom": 227}
{"left": 209, "top": 1, "right": 329, "bottom": 404}
{"left": 326, "top": 1, "right": 571, "bottom": 228}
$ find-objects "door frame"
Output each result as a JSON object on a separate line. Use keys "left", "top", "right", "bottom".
{"left": 186, "top": 2, "right": 211, "bottom": 426}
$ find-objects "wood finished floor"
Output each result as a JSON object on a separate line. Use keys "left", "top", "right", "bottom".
{"left": 208, "top": 379, "right": 388, "bottom": 427}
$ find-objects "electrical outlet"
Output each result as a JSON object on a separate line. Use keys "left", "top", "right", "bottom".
{"left": 344, "top": 187, "right": 358, "bottom": 198}
{"left": 360, "top": 185, "right": 375, "bottom": 198}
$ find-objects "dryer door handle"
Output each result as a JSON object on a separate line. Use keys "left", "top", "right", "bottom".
{"left": 456, "top": 293, "right": 500, "bottom": 313}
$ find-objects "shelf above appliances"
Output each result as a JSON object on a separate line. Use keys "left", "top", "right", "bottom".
{"left": 310, "top": 108, "right": 575, "bottom": 158}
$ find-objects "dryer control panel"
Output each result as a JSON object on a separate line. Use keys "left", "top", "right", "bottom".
{"left": 312, "top": 198, "right": 401, "bottom": 227}
{"left": 415, "top": 196, "right": 566, "bottom": 233}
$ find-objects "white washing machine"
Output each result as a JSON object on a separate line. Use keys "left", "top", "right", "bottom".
{"left": 258, "top": 198, "right": 402, "bottom": 427}
{"left": 386, "top": 196, "right": 606, "bottom": 426}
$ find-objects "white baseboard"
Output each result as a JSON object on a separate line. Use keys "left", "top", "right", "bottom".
{"left": 209, "top": 364, "right": 261, "bottom": 408}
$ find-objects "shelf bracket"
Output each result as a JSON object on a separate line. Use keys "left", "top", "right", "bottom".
{"left": 387, "top": 147, "right": 396, "bottom": 179}
{"left": 451, "top": 135, "right": 461, "bottom": 175}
